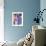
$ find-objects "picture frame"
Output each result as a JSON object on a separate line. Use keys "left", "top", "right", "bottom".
{"left": 12, "top": 12, "right": 23, "bottom": 26}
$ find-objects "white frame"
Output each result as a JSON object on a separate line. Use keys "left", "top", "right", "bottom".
{"left": 12, "top": 12, "right": 23, "bottom": 26}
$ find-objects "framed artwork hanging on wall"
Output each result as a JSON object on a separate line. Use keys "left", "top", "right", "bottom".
{"left": 12, "top": 12, "right": 23, "bottom": 26}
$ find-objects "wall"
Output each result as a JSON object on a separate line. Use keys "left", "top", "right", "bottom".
{"left": 4, "top": 0, "right": 40, "bottom": 42}
{"left": 0, "top": 0, "right": 4, "bottom": 42}
{"left": 40, "top": 0, "right": 46, "bottom": 27}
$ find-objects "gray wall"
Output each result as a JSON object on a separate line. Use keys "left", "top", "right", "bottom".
{"left": 4, "top": 0, "right": 40, "bottom": 42}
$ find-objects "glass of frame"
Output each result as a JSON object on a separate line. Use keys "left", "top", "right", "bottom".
{"left": 12, "top": 12, "right": 23, "bottom": 26}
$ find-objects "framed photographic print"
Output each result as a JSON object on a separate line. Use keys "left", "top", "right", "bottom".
{"left": 12, "top": 12, "right": 23, "bottom": 26}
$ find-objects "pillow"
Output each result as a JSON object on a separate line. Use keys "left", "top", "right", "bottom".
{"left": 17, "top": 37, "right": 25, "bottom": 46}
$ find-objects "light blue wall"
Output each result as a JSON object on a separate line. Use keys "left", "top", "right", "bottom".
{"left": 40, "top": 0, "right": 46, "bottom": 27}
{"left": 4, "top": 0, "right": 40, "bottom": 42}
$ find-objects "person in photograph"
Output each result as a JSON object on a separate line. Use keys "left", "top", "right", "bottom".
{"left": 13, "top": 14, "right": 18, "bottom": 25}
{"left": 17, "top": 14, "right": 22, "bottom": 25}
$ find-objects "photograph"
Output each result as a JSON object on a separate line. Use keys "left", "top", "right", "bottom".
{"left": 12, "top": 12, "right": 23, "bottom": 26}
